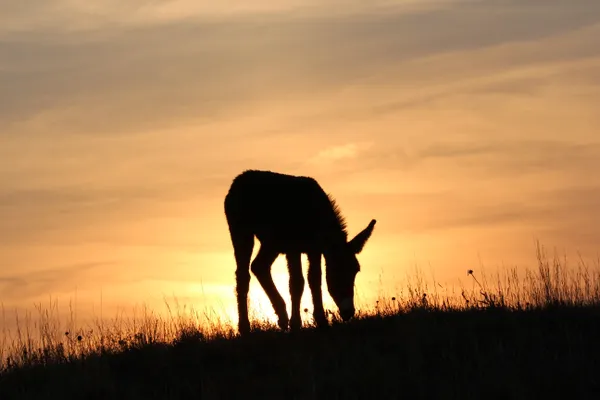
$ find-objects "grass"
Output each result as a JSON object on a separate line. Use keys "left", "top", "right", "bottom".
{"left": 1, "top": 243, "right": 600, "bottom": 399}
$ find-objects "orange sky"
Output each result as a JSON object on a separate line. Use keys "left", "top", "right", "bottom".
{"left": 1, "top": 0, "right": 600, "bottom": 329}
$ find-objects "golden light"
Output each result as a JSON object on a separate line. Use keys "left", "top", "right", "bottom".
{"left": 246, "top": 253, "right": 339, "bottom": 326}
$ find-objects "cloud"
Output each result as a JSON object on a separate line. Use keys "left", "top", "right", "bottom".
{"left": 0, "top": 261, "right": 116, "bottom": 301}
{"left": 0, "top": 1, "right": 460, "bottom": 34}
{"left": 342, "top": 183, "right": 600, "bottom": 241}
{"left": 315, "top": 139, "right": 600, "bottom": 242}
{"left": 417, "top": 141, "right": 600, "bottom": 180}
{"left": 0, "top": 177, "right": 226, "bottom": 246}
{"left": 1, "top": 0, "right": 599, "bottom": 136}
{"left": 319, "top": 140, "right": 600, "bottom": 182}
{"left": 308, "top": 143, "right": 367, "bottom": 166}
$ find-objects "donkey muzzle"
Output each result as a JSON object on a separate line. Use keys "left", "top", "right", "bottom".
{"left": 339, "top": 298, "right": 355, "bottom": 321}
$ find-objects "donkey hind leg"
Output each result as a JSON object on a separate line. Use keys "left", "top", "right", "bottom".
{"left": 307, "top": 252, "right": 328, "bottom": 328}
{"left": 251, "top": 246, "right": 289, "bottom": 330}
{"left": 286, "top": 253, "right": 305, "bottom": 331}
{"left": 230, "top": 229, "right": 254, "bottom": 335}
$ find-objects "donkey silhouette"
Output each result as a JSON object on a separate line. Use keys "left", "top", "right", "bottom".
{"left": 224, "top": 169, "right": 376, "bottom": 335}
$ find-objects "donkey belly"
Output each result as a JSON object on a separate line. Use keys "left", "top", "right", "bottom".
{"left": 254, "top": 222, "right": 322, "bottom": 254}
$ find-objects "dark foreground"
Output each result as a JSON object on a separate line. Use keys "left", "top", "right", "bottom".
{"left": 1, "top": 306, "right": 600, "bottom": 400}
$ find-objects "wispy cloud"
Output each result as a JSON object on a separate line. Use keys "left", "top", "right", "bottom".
{"left": 308, "top": 143, "right": 372, "bottom": 167}
{"left": 0, "top": 261, "right": 116, "bottom": 301}
{"left": 2, "top": 0, "right": 599, "bottom": 136}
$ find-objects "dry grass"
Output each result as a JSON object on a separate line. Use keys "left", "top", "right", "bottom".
{"left": 1, "top": 242, "right": 599, "bottom": 399}
{"left": 1, "top": 242, "right": 599, "bottom": 373}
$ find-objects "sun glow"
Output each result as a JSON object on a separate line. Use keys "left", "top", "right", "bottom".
{"left": 246, "top": 254, "right": 339, "bottom": 325}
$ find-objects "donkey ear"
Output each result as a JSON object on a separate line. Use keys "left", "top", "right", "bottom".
{"left": 348, "top": 219, "right": 376, "bottom": 254}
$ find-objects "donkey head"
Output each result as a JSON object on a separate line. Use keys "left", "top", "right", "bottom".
{"left": 325, "top": 219, "right": 376, "bottom": 321}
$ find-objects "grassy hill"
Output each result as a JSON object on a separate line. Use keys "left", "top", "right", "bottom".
{"left": 1, "top": 249, "right": 600, "bottom": 399}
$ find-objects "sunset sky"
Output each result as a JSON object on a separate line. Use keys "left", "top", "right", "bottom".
{"left": 1, "top": 0, "right": 600, "bottom": 328}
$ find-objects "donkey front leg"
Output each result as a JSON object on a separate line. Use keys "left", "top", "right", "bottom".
{"left": 251, "top": 246, "right": 289, "bottom": 330}
{"left": 230, "top": 230, "right": 254, "bottom": 336}
{"left": 307, "top": 252, "right": 328, "bottom": 328}
{"left": 286, "top": 253, "right": 305, "bottom": 330}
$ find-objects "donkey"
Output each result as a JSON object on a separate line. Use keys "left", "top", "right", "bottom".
{"left": 224, "top": 169, "right": 376, "bottom": 335}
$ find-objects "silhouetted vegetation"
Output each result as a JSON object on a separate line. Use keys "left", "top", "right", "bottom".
{"left": 1, "top": 244, "right": 600, "bottom": 399}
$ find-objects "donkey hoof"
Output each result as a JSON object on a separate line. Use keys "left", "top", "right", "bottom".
{"left": 314, "top": 315, "right": 329, "bottom": 328}
{"left": 238, "top": 321, "right": 251, "bottom": 336}
{"left": 290, "top": 318, "right": 302, "bottom": 331}
{"left": 277, "top": 317, "right": 290, "bottom": 331}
